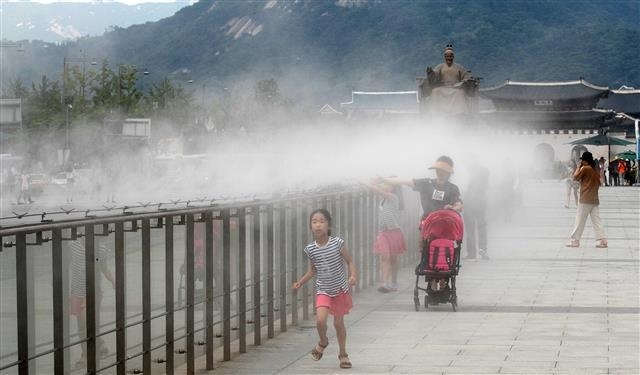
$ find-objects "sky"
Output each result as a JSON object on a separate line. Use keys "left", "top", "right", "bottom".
{"left": 7, "top": 0, "right": 193, "bottom": 5}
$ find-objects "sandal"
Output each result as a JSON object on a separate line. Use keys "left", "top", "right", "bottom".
{"left": 565, "top": 239, "right": 580, "bottom": 248}
{"left": 310, "top": 340, "right": 328, "bottom": 361}
{"left": 338, "top": 353, "right": 352, "bottom": 369}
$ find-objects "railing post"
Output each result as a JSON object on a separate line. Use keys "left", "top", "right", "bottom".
{"left": 52, "top": 229, "right": 65, "bottom": 375}
{"left": 16, "top": 233, "right": 29, "bottom": 375}
{"left": 164, "top": 217, "right": 174, "bottom": 375}
{"left": 185, "top": 214, "right": 195, "bottom": 373}
{"left": 266, "top": 205, "right": 275, "bottom": 339}
{"left": 84, "top": 224, "right": 97, "bottom": 374}
{"left": 290, "top": 200, "right": 298, "bottom": 326}
{"left": 115, "top": 222, "right": 126, "bottom": 375}
{"left": 301, "top": 201, "right": 310, "bottom": 321}
{"left": 348, "top": 195, "right": 359, "bottom": 292}
{"left": 279, "top": 203, "right": 287, "bottom": 333}
{"left": 204, "top": 212, "right": 215, "bottom": 368}
{"left": 252, "top": 206, "right": 261, "bottom": 346}
{"left": 237, "top": 208, "right": 247, "bottom": 353}
{"left": 141, "top": 219, "right": 151, "bottom": 374}
{"left": 358, "top": 193, "right": 367, "bottom": 289}
{"left": 221, "top": 209, "right": 232, "bottom": 361}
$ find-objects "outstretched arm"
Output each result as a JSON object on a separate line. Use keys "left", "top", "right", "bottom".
{"left": 292, "top": 261, "right": 316, "bottom": 290}
{"left": 365, "top": 179, "right": 396, "bottom": 200}
{"left": 379, "top": 176, "right": 415, "bottom": 189}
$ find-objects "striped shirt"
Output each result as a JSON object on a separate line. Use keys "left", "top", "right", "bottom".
{"left": 378, "top": 194, "right": 400, "bottom": 231}
{"left": 70, "top": 240, "right": 112, "bottom": 297}
{"left": 303, "top": 236, "right": 349, "bottom": 297}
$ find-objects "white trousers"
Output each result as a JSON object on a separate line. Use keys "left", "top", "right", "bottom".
{"left": 570, "top": 203, "right": 606, "bottom": 241}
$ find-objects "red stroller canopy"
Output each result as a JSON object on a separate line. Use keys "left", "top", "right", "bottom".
{"left": 420, "top": 209, "right": 464, "bottom": 242}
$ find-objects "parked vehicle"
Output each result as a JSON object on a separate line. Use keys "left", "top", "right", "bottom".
{"left": 51, "top": 172, "right": 68, "bottom": 186}
{"left": 28, "top": 173, "right": 48, "bottom": 193}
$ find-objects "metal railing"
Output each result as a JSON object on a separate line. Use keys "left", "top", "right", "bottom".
{"left": 0, "top": 187, "right": 420, "bottom": 374}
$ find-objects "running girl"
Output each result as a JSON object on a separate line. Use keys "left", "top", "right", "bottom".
{"left": 292, "top": 208, "right": 357, "bottom": 369}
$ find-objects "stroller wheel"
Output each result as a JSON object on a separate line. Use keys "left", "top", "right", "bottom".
{"left": 424, "top": 295, "right": 429, "bottom": 310}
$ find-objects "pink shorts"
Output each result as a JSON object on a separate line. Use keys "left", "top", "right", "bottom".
{"left": 69, "top": 292, "right": 102, "bottom": 316}
{"left": 374, "top": 228, "right": 406, "bottom": 256}
{"left": 316, "top": 292, "right": 353, "bottom": 316}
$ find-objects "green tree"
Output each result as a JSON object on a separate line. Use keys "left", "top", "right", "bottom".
{"left": 2, "top": 78, "right": 30, "bottom": 99}
{"left": 90, "top": 60, "right": 119, "bottom": 115}
{"left": 147, "top": 78, "right": 193, "bottom": 125}
{"left": 26, "top": 75, "right": 62, "bottom": 129}
{"left": 116, "top": 63, "right": 142, "bottom": 114}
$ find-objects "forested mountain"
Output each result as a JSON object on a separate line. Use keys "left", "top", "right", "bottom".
{"left": 3, "top": 0, "right": 639, "bottom": 106}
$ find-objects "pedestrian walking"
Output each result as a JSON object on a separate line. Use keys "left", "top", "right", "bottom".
{"left": 17, "top": 170, "right": 33, "bottom": 204}
{"left": 382, "top": 155, "right": 463, "bottom": 290}
{"left": 464, "top": 159, "right": 490, "bottom": 260}
{"left": 366, "top": 178, "right": 406, "bottom": 292}
{"left": 565, "top": 160, "right": 579, "bottom": 208}
{"left": 292, "top": 209, "right": 357, "bottom": 369}
{"left": 617, "top": 161, "right": 627, "bottom": 186}
{"left": 566, "top": 151, "right": 608, "bottom": 248}
{"left": 69, "top": 238, "right": 115, "bottom": 368}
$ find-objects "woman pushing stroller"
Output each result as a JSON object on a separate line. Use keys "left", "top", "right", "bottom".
{"left": 381, "top": 155, "right": 463, "bottom": 305}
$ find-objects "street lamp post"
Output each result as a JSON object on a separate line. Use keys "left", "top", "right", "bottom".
{"left": 61, "top": 52, "right": 97, "bottom": 163}
{"left": 615, "top": 112, "right": 640, "bottom": 186}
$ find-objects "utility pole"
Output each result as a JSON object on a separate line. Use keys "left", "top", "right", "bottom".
{"left": 61, "top": 52, "right": 97, "bottom": 164}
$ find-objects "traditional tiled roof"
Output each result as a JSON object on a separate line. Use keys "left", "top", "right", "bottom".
{"left": 480, "top": 79, "right": 609, "bottom": 101}
{"left": 596, "top": 88, "right": 640, "bottom": 115}
{"left": 340, "top": 91, "right": 419, "bottom": 113}
{"left": 318, "top": 104, "right": 342, "bottom": 115}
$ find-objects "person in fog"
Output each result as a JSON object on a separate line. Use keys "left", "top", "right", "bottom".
{"left": 17, "top": 169, "right": 33, "bottom": 204}
{"left": 608, "top": 159, "right": 618, "bottom": 186}
{"left": 366, "top": 178, "right": 406, "bottom": 292}
{"left": 65, "top": 165, "right": 77, "bottom": 203}
{"left": 464, "top": 159, "right": 489, "bottom": 260}
{"left": 383, "top": 155, "right": 463, "bottom": 290}
{"left": 69, "top": 238, "right": 115, "bottom": 367}
{"left": 293, "top": 209, "right": 356, "bottom": 369}
{"left": 565, "top": 160, "right": 579, "bottom": 208}
{"left": 566, "top": 151, "right": 608, "bottom": 248}
{"left": 598, "top": 157, "right": 607, "bottom": 186}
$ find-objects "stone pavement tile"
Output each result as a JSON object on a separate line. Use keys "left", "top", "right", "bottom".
{"left": 548, "top": 369, "right": 609, "bottom": 375}
{"left": 400, "top": 353, "right": 453, "bottom": 366}
{"left": 350, "top": 350, "right": 407, "bottom": 364}
{"left": 555, "top": 358, "right": 610, "bottom": 368}
{"left": 281, "top": 363, "right": 393, "bottom": 374}
{"left": 390, "top": 365, "right": 449, "bottom": 374}
{"left": 506, "top": 351, "right": 559, "bottom": 361}
{"left": 442, "top": 367, "right": 502, "bottom": 374}
{"left": 609, "top": 369, "right": 640, "bottom": 375}
{"left": 498, "top": 368, "right": 559, "bottom": 374}
{"left": 411, "top": 343, "right": 465, "bottom": 352}
{"left": 558, "top": 347, "right": 609, "bottom": 357}
{"left": 456, "top": 351, "right": 509, "bottom": 361}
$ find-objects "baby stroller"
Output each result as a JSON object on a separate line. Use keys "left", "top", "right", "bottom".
{"left": 413, "top": 209, "right": 463, "bottom": 311}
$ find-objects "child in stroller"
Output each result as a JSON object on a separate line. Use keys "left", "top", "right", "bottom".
{"left": 413, "top": 208, "right": 463, "bottom": 311}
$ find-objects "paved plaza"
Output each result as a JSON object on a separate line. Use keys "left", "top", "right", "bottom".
{"left": 187, "top": 182, "right": 640, "bottom": 374}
